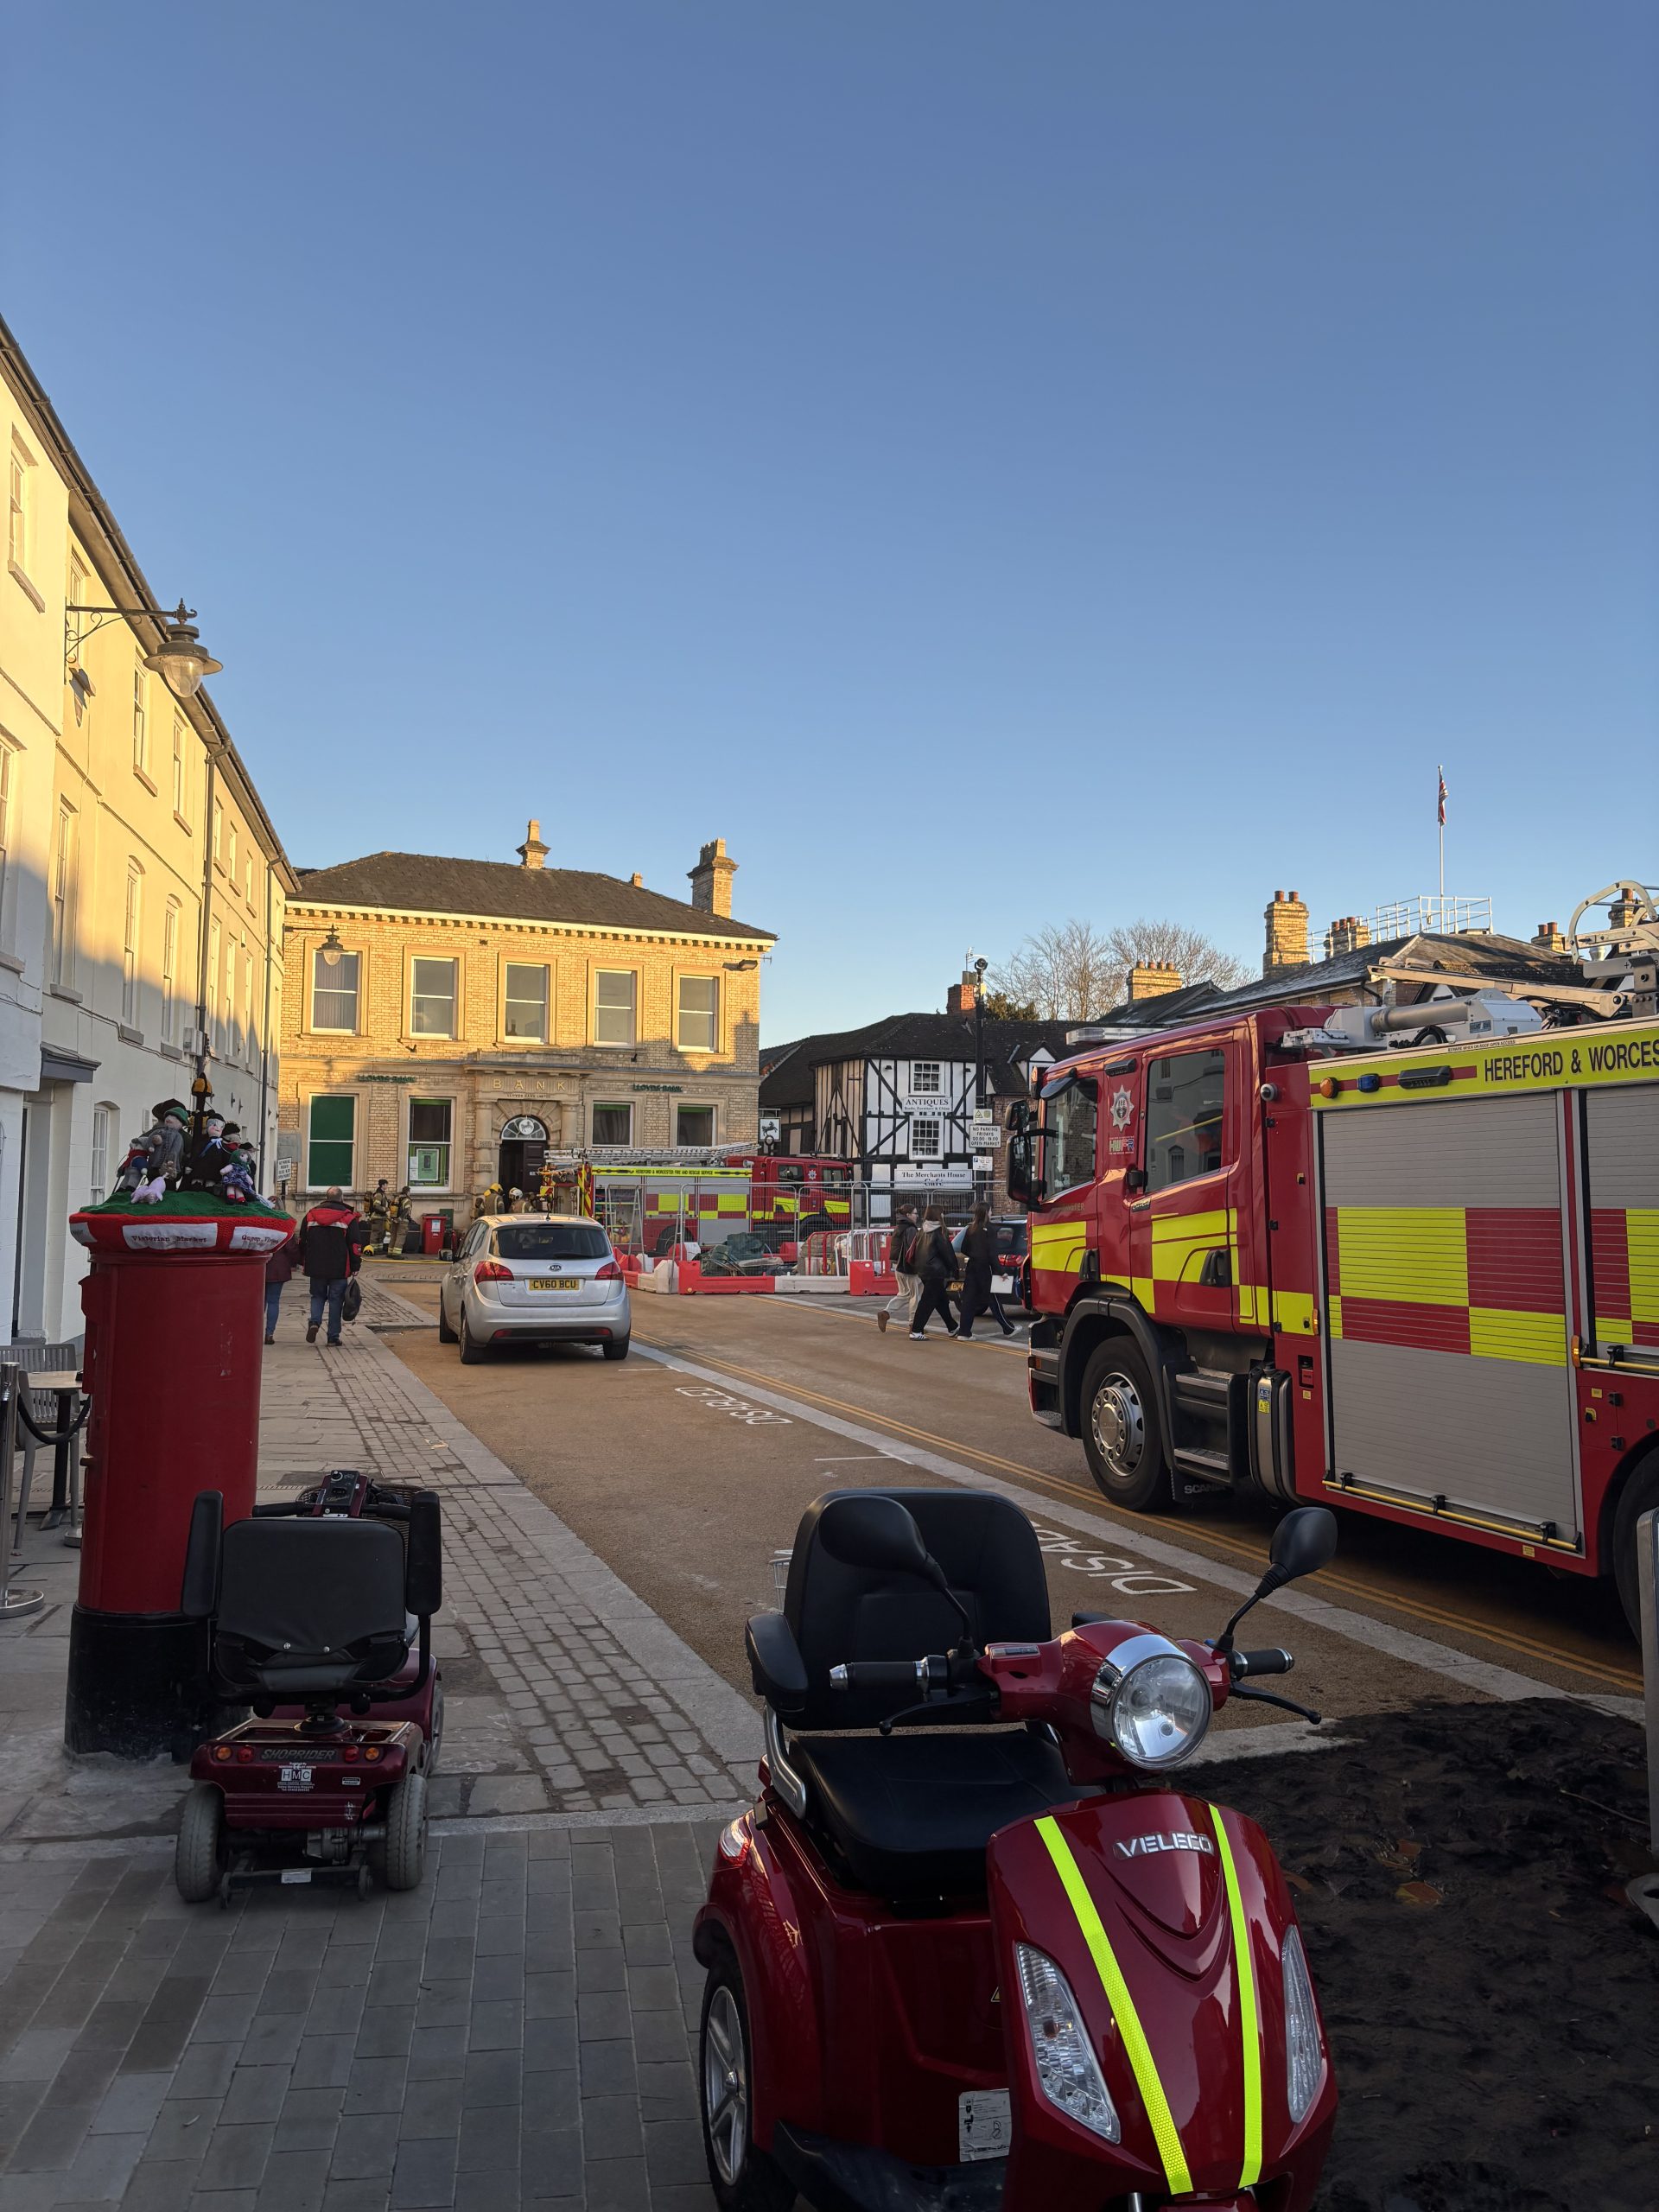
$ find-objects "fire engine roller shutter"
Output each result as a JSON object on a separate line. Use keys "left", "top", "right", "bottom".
{"left": 1321, "top": 1094, "right": 1578, "bottom": 1537}
{"left": 1584, "top": 1086, "right": 1659, "bottom": 1352}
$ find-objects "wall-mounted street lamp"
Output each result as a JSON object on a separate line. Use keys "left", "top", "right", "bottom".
{"left": 722, "top": 958, "right": 760, "bottom": 972}
{"left": 66, "top": 599, "right": 223, "bottom": 701}
{"left": 317, "top": 926, "right": 346, "bottom": 969}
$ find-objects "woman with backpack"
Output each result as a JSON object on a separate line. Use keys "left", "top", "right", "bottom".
{"left": 907, "top": 1205, "right": 958, "bottom": 1339}
{"left": 876, "top": 1202, "right": 920, "bottom": 1335}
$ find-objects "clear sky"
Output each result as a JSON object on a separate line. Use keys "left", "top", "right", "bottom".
{"left": 5, "top": 3, "right": 1655, "bottom": 1039}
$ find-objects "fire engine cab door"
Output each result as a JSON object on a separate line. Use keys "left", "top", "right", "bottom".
{"left": 1320, "top": 1092, "right": 1580, "bottom": 1541}
{"left": 1128, "top": 1041, "right": 1243, "bottom": 1331}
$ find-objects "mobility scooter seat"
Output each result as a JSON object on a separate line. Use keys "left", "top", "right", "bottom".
{"left": 788, "top": 1727, "right": 1080, "bottom": 1893}
{"left": 213, "top": 1516, "right": 412, "bottom": 1696}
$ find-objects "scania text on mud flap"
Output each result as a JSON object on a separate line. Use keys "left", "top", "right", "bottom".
{"left": 173, "top": 1471, "right": 444, "bottom": 1903}
{"left": 1007, "top": 995, "right": 1659, "bottom": 1633}
{"left": 693, "top": 1488, "right": 1339, "bottom": 2212}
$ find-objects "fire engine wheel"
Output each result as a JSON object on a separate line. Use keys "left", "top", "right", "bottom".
{"left": 1612, "top": 1450, "right": 1659, "bottom": 1637}
{"left": 458, "top": 1311, "right": 486, "bottom": 1365}
{"left": 435, "top": 1294, "right": 457, "bottom": 1344}
{"left": 699, "top": 1956, "right": 793, "bottom": 2212}
{"left": 1080, "top": 1340, "right": 1169, "bottom": 1511}
{"left": 175, "top": 1784, "right": 225, "bottom": 1904}
{"left": 372, "top": 1772, "right": 429, "bottom": 1891}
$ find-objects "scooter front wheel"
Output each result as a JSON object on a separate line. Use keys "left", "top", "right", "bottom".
{"left": 699, "top": 1955, "right": 793, "bottom": 2212}
{"left": 175, "top": 1784, "right": 224, "bottom": 1904}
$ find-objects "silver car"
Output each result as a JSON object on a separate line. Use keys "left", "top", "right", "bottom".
{"left": 438, "top": 1213, "right": 631, "bottom": 1363}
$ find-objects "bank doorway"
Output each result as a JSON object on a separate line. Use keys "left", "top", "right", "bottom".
{"left": 497, "top": 1114, "right": 550, "bottom": 1202}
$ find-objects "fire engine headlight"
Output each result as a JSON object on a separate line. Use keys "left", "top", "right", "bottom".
{"left": 1014, "top": 1943, "right": 1120, "bottom": 2143}
{"left": 1281, "top": 1924, "right": 1325, "bottom": 2121}
{"left": 1090, "top": 1636, "right": 1211, "bottom": 1770}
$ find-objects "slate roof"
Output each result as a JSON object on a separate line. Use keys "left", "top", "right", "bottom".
{"left": 760, "top": 1013, "right": 1086, "bottom": 1107}
{"left": 291, "top": 851, "right": 774, "bottom": 942}
{"left": 1142, "top": 931, "right": 1584, "bottom": 1022}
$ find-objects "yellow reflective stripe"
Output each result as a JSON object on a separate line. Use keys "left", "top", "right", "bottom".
{"left": 1034, "top": 1817, "right": 1193, "bottom": 2197}
{"left": 1327, "top": 1294, "right": 1344, "bottom": 1338}
{"left": 1467, "top": 1307, "right": 1567, "bottom": 1365}
{"left": 1209, "top": 1806, "right": 1262, "bottom": 2190}
{"left": 1030, "top": 1221, "right": 1086, "bottom": 1274}
{"left": 1335, "top": 1207, "right": 1467, "bottom": 1306}
{"left": 1631, "top": 1211, "right": 1659, "bottom": 1324}
{"left": 1272, "top": 1289, "right": 1318, "bottom": 1334}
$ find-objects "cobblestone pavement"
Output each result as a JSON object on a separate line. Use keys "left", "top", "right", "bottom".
{"left": 0, "top": 1275, "right": 761, "bottom": 2207}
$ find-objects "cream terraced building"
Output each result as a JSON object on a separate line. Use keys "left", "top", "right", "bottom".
{"left": 279, "top": 829, "right": 774, "bottom": 1229}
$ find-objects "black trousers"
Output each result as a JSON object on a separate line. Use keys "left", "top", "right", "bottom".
{"left": 911, "top": 1279, "right": 957, "bottom": 1334}
{"left": 958, "top": 1280, "right": 1014, "bottom": 1337}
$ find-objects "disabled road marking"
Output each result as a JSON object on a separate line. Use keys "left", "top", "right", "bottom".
{"left": 675, "top": 1383, "right": 792, "bottom": 1427}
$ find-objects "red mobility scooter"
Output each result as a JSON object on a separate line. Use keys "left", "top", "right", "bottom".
{"left": 174, "top": 1471, "right": 443, "bottom": 1903}
{"left": 695, "top": 1488, "right": 1340, "bottom": 2211}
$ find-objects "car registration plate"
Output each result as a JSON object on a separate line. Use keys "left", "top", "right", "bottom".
{"left": 277, "top": 1764, "right": 314, "bottom": 1792}
{"left": 528, "top": 1279, "right": 581, "bottom": 1291}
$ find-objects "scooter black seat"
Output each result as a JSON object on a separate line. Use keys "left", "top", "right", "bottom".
{"left": 790, "top": 1728, "right": 1079, "bottom": 1895}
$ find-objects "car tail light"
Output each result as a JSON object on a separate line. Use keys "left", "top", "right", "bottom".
{"left": 364, "top": 1745, "right": 383, "bottom": 1761}
{"left": 236, "top": 1746, "right": 254, "bottom": 1764}
{"left": 594, "top": 1260, "right": 622, "bottom": 1281}
{"left": 213, "top": 1745, "right": 232, "bottom": 1763}
{"left": 343, "top": 1745, "right": 360, "bottom": 1762}
{"left": 474, "top": 1260, "right": 512, "bottom": 1284}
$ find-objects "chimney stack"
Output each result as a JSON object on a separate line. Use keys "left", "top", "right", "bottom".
{"left": 1531, "top": 919, "right": 1567, "bottom": 953}
{"left": 516, "top": 818, "right": 549, "bottom": 870}
{"left": 688, "top": 837, "right": 736, "bottom": 918}
{"left": 630, "top": 872, "right": 644, "bottom": 888}
{"left": 1322, "top": 914, "right": 1373, "bottom": 959}
{"left": 1262, "top": 888, "right": 1310, "bottom": 976}
{"left": 946, "top": 968, "right": 978, "bottom": 1015}
{"left": 1127, "top": 961, "right": 1183, "bottom": 1002}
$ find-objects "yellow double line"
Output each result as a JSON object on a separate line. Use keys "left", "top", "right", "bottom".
{"left": 632, "top": 1327, "right": 1643, "bottom": 1698}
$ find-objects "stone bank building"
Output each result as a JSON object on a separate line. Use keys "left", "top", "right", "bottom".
{"left": 278, "top": 828, "right": 772, "bottom": 1229}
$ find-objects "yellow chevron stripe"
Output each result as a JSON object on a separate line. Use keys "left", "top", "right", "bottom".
{"left": 1035, "top": 1818, "right": 1193, "bottom": 2197}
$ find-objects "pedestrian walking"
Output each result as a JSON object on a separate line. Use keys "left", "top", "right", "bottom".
{"left": 876, "top": 1202, "right": 921, "bottom": 1335}
{"left": 297, "top": 1186, "right": 363, "bottom": 1347}
{"left": 956, "top": 1204, "right": 1016, "bottom": 1339}
{"left": 907, "top": 1205, "right": 958, "bottom": 1339}
{"left": 264, "top": 1223, "right": 297, "bottom": 1344}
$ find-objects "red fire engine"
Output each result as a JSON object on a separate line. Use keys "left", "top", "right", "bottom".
{"left": 720, "top": 1152, "right": 855, "bottom": 1228}
{"left": 1012, "top": 1001, "right": 1659, "bottom": 1630}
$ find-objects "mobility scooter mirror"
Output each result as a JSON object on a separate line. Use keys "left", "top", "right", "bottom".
{"left": 1268, "top": 1504, "right": 1339, "bottom": 1582}
{"left": 174, "top": 1473, "right": 443, "bottom": 1904}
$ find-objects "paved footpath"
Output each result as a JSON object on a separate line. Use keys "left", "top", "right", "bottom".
{"left": 0, "top": 1277, "right": 760, "bottom": 2211}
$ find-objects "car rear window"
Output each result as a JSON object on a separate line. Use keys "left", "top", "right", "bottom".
{"left": 494, "top": 1224, "right": 611, "bottom": 1261}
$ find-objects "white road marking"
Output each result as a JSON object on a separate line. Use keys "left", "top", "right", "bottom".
{"left": 632, "top": 1340, "right": 1583, "bottom": 1707}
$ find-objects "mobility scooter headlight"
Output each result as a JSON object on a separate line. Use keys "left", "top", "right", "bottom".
{"left": 1014, "top": 1943, "right": 1121, "bottom": 2144}
{"left": 1090, "top": 1637, "right": 1211, "bottom": 1769}
{"left": 1281, "top": 1924, "right": 1324, "bottom": 2121}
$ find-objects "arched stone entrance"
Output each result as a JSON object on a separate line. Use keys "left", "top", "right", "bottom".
{"left": 497, "top": 1113, "right": 550, "bottom": 1199}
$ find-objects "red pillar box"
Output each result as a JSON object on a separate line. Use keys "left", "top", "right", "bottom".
{"left": 65, "top": 1196, "right": 294, "bottom": 1757}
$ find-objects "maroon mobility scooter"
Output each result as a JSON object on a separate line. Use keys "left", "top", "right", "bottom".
{"left": 696, "top": 1487, "right": 1339, "bottom": 2211}
{"left": 174, "top": 1470, "right": 443, "bottom": 1903}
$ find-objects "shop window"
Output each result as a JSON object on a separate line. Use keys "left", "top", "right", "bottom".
{"left": 1146, "top": 1048, "right": 1227, "bottom": 1193}
{"left": 912, "top": 1117, "right": 942, "bottom": 1160}
{"left": 505, "top": 962, "right": 548, "bottom": 1041}
{"left": 677, "top": 975, "right": 718, "bottom": 1052}
{"left": 594, "top": 969, "right": 636, "bottom": 1046}
{"left": 676, "top": 1103, "right": 715, "bottom": 1147}
{"left": 410, "top": 956, "right": 457, "bottom": 1037}
{"left": 408, "top": 1098, "right": 453, "bottom": 1187}
{"left": 593, "top": 1101, "right": 633, "bottom": 1145}
{"left": 308, "top": 1095, "right": 356, "bottom": 1188}
{"left": 311, "top": 946, "right": 359, "bottom": 1033}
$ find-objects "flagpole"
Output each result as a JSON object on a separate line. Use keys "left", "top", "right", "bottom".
{"left": 1437, "top": 764, "right": 1446, "bottom": 927}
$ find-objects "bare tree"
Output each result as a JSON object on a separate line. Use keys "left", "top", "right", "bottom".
{"left": 992, "top": 917, "right": 1252, "bottom": 1020}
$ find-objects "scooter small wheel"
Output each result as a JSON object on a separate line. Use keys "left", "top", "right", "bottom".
{"left": 699, "top": 1955, "right": 793, "bottom": 2211}
{"left": 372, "top": 1771, "right": 428, "bottom": 1891}
{"left": 175, "top": 1784, "right": 225, "bottom": 1904}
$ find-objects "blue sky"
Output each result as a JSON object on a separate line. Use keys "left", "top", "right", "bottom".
{"left": 6, "top": 3, "right": 1656, "bottom": 1037}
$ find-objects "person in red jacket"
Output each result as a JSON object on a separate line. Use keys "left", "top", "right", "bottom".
{"left": 296, "top": 1187, "right": 362, "bottom": 1347}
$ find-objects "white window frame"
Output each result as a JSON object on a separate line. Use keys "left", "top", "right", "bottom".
{"left": 591, "top": 1100, "right": 634, "bottom": 1146}
{"left": 132, "top": 661, "right": 149, "bottom": 776}
{"left": 51, "top": 800, "right": 77, "bottom": 987}
{"left": 594, "top": 968, "right": 637, "bottom": 1047}
{"left": 407, "top": 1096, "right": 454, "bottom": 1190}
{"left": 676, "top": 973, "right": 720, "bottom": 1054}
{"left": 9, "top": 433, "right": 35, "bottom": 585}
{"left": 410, "top": 955, "right": 459, "bottom": 1039}
{"left": 212, "top": 798, "right": 224, "bottom": 870}
{"left": 90, "top": 1103, "right": 117, "bottom": 1203}
{"left": 207, "top": 918, "right": 222, "bottom": 1052}
{"left": 171, "top": 715, "right": 188, "bottom": 821}
{"left": 911, "top": 1062, "right": 942, "bottom": 1095}
{"left": 122, "top": 862, "right": 143, "bottom": 1026}
{"left": 162, "top": 899, "right": 181, "bottom": 1041}
{"left": 310, "top": 944, "right": 360, "bottom": 1034}
{"left": 0, "top": 739, "right": 15, "bottom": 950}
{"left": 503, "top": 959, "right": 549, "bottom": 1043}
{"left": 911, "top": 1117, "right": 943, "bottom": 1160}
{"left": 675, "top": 1102, "right": 716, "bottom": 1147}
